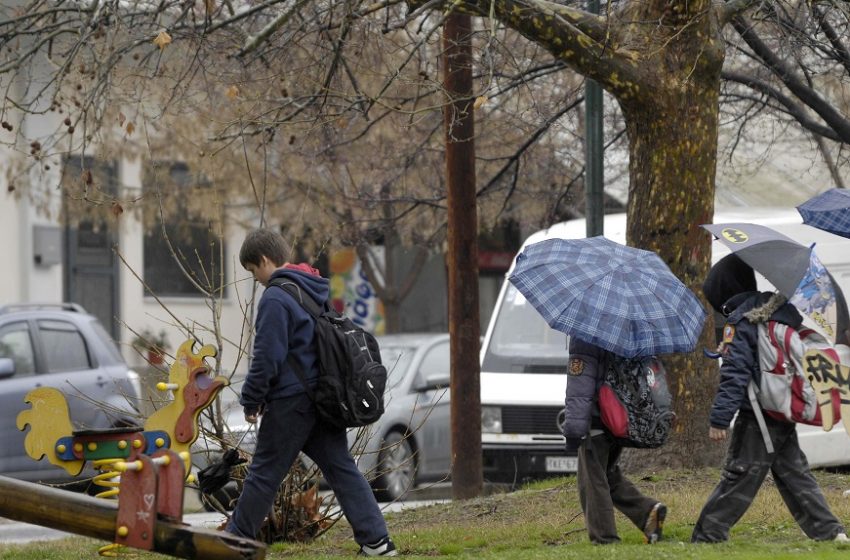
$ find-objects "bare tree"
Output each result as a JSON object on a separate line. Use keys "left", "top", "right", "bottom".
{"left": 720, "top": 2, "right": 849, "bottom": 187}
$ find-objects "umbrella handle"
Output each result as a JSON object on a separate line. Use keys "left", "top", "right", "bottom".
{"left": 703, "top": 348, "right": 722, "bottom": 360}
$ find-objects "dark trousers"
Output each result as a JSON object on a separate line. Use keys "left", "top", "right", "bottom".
{"left": 577, "top": 432, "right": 658, "bottom": 543}
{"left": 226, "top": 393, "right": 388, "bottom": 544}
{"left": 692, "top": 410, "right": 844, "bottom": 542}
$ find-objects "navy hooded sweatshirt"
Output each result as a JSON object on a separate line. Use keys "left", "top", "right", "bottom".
{"left": 240, "top": 266, "right": 329, "bottom": 412}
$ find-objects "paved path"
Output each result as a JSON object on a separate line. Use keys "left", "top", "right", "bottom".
{"left": 0, "top": 498, "right": 448, "bottom": 545}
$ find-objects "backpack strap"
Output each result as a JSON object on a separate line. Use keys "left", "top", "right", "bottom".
{"left": 268, "top": 277, "right": 325, "bottom": 318}
{"left": 266, "top": 277, "right": 321, "bottom": 399}
{"left": 747, "top": 380, "right": 775, "bottom": 455}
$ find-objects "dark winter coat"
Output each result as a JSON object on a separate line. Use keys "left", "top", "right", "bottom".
{"left": 709, "top": 291, "right": 803, "bottom": 429}
{"left": 562, "top": 338, "right": 608, "bottom": 451}
{"left": 240, "top": 267, "right": 330, "bottom": 414}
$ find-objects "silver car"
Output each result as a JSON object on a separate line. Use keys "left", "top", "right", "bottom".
{"left": 349, "top": 333, "right": 452, "bottom": 501}
{"left": 0, "top": 303, "right": 142, "bottom": 484}
{"left": 197, "top": 333, "right": 453, "bottom": 506}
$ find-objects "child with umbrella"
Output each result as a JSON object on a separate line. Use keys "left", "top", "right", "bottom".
{"left": 691, "top": 254, "right": 847, "bottom": 543}
{"left": 509, "top": 236, "right": 707, "bottom": 544}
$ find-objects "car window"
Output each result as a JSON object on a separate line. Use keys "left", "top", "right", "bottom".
{"left": 381, "top": 346, "right": 415, "bottom": 389}
{"left": 418, "top": 340, "right": 450, "bottom": 379}
{"left": 89, "top": 318, "right": 124, "bottom": 364}
{"left": 38, "top": 319, "right": 92, "bottom": 372}
{"left": 0, "top": 321, "right": 36, "bottom": 376}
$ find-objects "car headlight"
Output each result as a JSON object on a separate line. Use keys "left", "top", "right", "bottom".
{"left": 481, "top": 406, "right": 503, "bottom": 433}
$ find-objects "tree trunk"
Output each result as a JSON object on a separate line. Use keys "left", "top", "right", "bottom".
{"left": 619, "top": 48, "right": 725, "bottom": 466}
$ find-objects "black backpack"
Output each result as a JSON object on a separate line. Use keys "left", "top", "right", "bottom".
{"left": 270, "top": 278, "right": 387, "bottom": 429}
{"left": 597, "top": 355, "right": 674, "bottom": 448}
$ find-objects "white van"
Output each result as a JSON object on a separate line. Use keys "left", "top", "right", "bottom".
{"left": 479, "top": 208, "right": 850, "bottom": 481}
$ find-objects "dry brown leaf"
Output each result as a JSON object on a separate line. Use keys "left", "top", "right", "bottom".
{"left": 473, "top": 95, "right": 488, "bottom": 110}
{"left": 225, "top": 85, "right": 240, "bottom": 100}
{"left": 111, "top": 201, "right": 124, "bottom": 216}
{"left": 126, "top": 122, "right": 135, "bottom": 135}
{"left": 118, "top": 112, "right": 126, "bottom": 126}
{"left": 153, "top": 30, "right": 172, "bottom": 50}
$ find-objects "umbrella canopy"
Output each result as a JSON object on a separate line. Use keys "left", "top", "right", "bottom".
{"left": 701, "top": 223, "right": 813, "bottom": 296}
{"left": 508, "top": 236, "right": 706, "bottom": 358}
{"left": 702, "top": 222, "right": 845, "bottom": 341}
{"left": 797, "top": 188, "right": 850, "bottom": 239}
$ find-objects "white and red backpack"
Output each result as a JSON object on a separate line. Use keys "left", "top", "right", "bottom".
{"left": 754, "top": 321, "right": 841, "bottom": 427}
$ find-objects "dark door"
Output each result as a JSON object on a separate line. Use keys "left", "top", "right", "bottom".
{"left": 62, "top": 156, "right": 120, "bottom": 338}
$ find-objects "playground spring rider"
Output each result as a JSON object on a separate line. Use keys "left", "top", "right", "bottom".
{"left": 17, "top": 339, "right": 228, "bottom": 556}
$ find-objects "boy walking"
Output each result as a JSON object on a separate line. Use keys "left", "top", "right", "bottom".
{"left": 564, "top": 337, "right": 667, "bottom": 544}
{"left": 692, "top": 254, "right": 847, "bottom": 543}
{"left": 226, "top": 228, "right": 397, "bottom": 556}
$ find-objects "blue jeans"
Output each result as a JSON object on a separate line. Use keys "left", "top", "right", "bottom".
{"left": 226, "top": 393, "right": 388, "bottom": 544}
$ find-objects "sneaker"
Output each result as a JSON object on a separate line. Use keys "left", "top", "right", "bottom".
{"left": 358, "top": 536, "right": 398, "bottom": 556}
{"left": 835, "top": 533, "right": 849, "bottom": 542}
{"left": 644, "top": 502, "right": 667, "bottom": 544}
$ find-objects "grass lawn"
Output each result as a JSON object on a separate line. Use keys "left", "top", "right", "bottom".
{"left": 3, "top": 468, "right": 850, "bottom": 559}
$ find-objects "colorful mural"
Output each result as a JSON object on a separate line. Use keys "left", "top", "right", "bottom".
{"left": 329, "top": 248, "right": 385, "bottom": 335}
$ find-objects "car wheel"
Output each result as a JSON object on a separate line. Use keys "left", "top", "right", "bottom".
{"left": 372, "top": 430, "right": 416, "bottom": 502}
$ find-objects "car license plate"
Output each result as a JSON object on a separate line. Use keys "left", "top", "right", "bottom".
{"left": 545, "top": 456, "right": 577, "bottom": 472}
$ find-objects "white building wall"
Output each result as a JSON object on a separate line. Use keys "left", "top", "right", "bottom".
{"left": 0, "top": 62, "right": 64, "bottom": 307}
{"left": 22, "top": 105, "right": 64, "bottom": 304}
{"left": 0, "top": 175, "right": 24, "bottom": 305}
{"left": 116, "top": 157, "right": 255, "bottom": 381}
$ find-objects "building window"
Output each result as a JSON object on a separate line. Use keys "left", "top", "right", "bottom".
{"left": 142, "top": 162, "right": 226, "bottom": 298}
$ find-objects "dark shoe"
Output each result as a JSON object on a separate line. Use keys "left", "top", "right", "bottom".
{"left": 644, "top": 502, "right": 667, "bottom": 544}
{"left": 358, "top": 536, "right": 398, "bottom": 556}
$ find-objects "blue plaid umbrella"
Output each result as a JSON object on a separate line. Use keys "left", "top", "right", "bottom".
{"left": 508, "top": 237, "right": 707, "bottom": 358}
{"left": 797, "top": 188, "right": 850, "bottom": 239}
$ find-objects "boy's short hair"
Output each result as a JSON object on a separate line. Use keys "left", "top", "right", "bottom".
{"left": 240, "top": 228, "right": 289, "bottom": 268}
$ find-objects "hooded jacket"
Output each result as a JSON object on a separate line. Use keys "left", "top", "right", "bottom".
{"left": 240, "top": 266, "right": 330, "bottom": 412}
{"left": 708, "top": 291, "right": 802, "bottom": 429}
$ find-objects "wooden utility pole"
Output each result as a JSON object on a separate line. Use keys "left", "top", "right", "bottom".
{"left": 442, "top": 11, "right": 483, "bottom": 500}
{"left": 0, "top": 475, "right": 265, "bottom": 560}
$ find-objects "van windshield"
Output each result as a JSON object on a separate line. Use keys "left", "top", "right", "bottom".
{"left": 482, "top": 283, "right": 568, "bottom": 374}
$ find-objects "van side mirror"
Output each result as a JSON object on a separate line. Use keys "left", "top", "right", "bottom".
{"left": 0, "top": 358, "right": 15, "bottom": 379}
